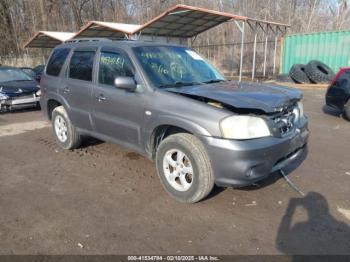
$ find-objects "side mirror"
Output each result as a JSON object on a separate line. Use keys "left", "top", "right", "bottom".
{"left": 114, "top": 77, "right": 137, "bottom": 91}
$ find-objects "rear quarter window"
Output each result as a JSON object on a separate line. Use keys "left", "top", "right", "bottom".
{"left": 69, "top": 51, "right": 95, "bottom": 81}
{"left": 46, "top": 48, "right": 70, "bottom": 76}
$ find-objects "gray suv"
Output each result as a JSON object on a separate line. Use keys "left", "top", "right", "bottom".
{"left": 41, "top": 39, "right": 309, "bottom": 203}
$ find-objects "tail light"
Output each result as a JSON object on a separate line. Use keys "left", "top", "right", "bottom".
{"left": 331, "top": 68, "right": 350, "bottom": 85}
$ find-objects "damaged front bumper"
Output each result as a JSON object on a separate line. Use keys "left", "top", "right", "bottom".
{"left": 199, "top": 119, "right": 309, "bottom": 187}
{"left": 0, "top": 93, "right": 40, "bottom": 110}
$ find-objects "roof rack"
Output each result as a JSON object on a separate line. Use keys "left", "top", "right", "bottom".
{"left": 64, "top": 38, "right": 113, "bottom": 43}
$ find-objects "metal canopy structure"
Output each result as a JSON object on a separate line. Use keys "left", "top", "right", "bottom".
{"left": 74, "top": 21, "right": 141, "bottom": 39}
{"left": 23, "top": 31, "right": 75, "bottom": 48}
{"left": 24, "top": 4, "right": 290, "bottom": 81}
{"left": 133, "top": 5, "right": 245, "bottom": 38}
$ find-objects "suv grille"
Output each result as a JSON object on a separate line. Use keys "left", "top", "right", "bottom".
{"left": 272, "top": 105, "right": 299, "bottom": 135}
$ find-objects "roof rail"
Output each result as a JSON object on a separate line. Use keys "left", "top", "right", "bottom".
{"left": 64, "top": 37, "right": 113, "bottom": 43}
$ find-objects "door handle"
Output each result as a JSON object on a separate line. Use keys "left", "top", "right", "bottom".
{"left": 98, "top": 94, "right": 106, "bottom": 102}
{"left": 63, "top": 87, "right": 70, "bottom": 94}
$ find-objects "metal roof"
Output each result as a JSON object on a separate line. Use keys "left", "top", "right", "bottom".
{"left": 132, "top": 4, "right": 289, "bottom": 38}
{"left": 133, "top": 5, "right": 243, "bottom": 38}
{"left": 23, "top": 31, "right": 75, "bottom": 48}
{"left": 74, "top": 21, "right": 141, "bottom": 39}
{"left": 23, "top": 4, "right": 289, "bottom": 48}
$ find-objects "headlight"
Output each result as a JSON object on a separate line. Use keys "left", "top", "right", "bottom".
{"left": 292, "top": 101, "right": 304, "bottom": 124}
{"left": 297, "top": 101, "right": 304, "bottom": 117}
{"left": 36, "top": 90, "right": 41, "bottom": 96}
{"left": 220, "top": 115, "right": 271, "bottom": 140}
{"left": 0, "top": 93, "right": 9, "bottom": 100}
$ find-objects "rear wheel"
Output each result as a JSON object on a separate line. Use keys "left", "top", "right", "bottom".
{"left": 155, "top": 133, "right": 214, "bottom": 203}
{"left": 343, "top": 100, "right": 350, "bottom": 121}
{"left": 52, "top": 106, "right": 81, "bottom": 150}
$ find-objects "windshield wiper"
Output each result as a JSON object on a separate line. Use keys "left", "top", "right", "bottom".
{"left": 202, "top": 79, "right": 226, "bottom": 84}
{"left": 159, "top": 81, "right": 201, "bottom": 89}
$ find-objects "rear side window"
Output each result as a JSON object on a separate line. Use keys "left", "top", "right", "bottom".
{"left": 98, "top": 51, "right": 134, "bottom": 86}
{"left": 46, "top": 48, "right": 70, "bottom": 76}
{"left": 69, "top": 51, "right": 95, "bottom": 81}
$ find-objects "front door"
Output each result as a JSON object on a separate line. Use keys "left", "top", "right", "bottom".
{"left": 92, "top": 47, "right": 145, "bottom": 150}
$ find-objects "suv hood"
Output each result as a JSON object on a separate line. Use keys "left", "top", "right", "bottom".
{"left": 165, "top": 81, "right": 302, "bottom": 113}
{"left": 0, "top": 80, "right": 39, "bottom": 96}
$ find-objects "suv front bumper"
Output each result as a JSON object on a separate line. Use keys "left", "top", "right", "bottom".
{"left": 199, "top": 125, "right": 309, "bottom": 187}
{"left": 0, "top": 94, "right": 40, "bottom": 109}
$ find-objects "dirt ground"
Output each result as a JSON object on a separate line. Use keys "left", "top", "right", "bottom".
{"left": 0, "top": 88, "right": 349, "bottom": 255}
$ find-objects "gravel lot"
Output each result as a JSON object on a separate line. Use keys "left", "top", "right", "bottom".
{"left": 0, "top": 88, "right": 349, "bottom": 255}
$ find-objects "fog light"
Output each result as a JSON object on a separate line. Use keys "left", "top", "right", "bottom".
{"left": 0, "top": 93, "right": 9, "bottom": 100}
{"left": 245, "top": 168, "right": 254, "bottom": 178}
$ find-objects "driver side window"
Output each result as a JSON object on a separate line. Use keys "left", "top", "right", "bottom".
{"left": 98, "top": 51, "right": 134, "bottom": 86}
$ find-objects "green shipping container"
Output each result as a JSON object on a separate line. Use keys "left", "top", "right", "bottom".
{"left": 282, "top": 30, "right": 350, "bottom": 74}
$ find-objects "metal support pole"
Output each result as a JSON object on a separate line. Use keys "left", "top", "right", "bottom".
{"left": 279, "top": 35, "right": 285, "bottom": 75}
{"left": 240, "top": 23, "right": 245, "bottom": 82}
{"left": 234, "top": 21, "right": 245, "bottom": 82}
{"left": 191, "top": 35, "right": 197, "bottom": 47}
{"left": 263, "top": 26, "right": 269, "bottom": 77}
{"left": 273, "top": 34, "right": 278, "bottom": 76}
{"left": 252, "top": 30, "right": 257, "bottom": 80}
{"left": 41, "top": 49, "right": 45, "bottom": 65}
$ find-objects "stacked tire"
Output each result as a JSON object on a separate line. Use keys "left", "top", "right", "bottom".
{"left": 282, "top": 60, "right": 335, "bottom": 84}
{"left": 289, "top": 64, "right": 310, "bottom": 84}
{"left": 304, "top": 60, "right": 334, "bottom": 83}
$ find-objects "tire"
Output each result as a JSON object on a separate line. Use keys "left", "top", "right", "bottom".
{"left": 155, "top": 133, "right": 214, "bottom": 203}
{"left": 289, "top": 64, "right": 310, "bottom": 84}
{"left": 305, "top": 60, "right": 335, "bottom": 83}
{"left": 52, "top": 106, "right": 81, "bottom": 150}
{"left": 343, "top": 100, "right": 350, "bottom": 121}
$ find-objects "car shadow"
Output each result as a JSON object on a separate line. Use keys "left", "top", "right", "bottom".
{"left": 276, "top": 192, "right": 350, "bottom": 256}
{"left": 205, "top": 185, "right": 227, "bottom": 200}
{"left": 79, "top": 137, "right": 104, "bottom": 149}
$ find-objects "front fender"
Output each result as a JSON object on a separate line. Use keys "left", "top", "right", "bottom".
{"left": 145, "top": 114, "right": 212, "bottom": 137}
{"left": 143, "top": 114, "right": 213, "bottom": 157}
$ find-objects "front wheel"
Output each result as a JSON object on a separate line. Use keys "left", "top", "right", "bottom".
{"left": 52, "top": 106, "right": 81, "bottom": 150}
{"left": 155, "top": 133, "right": 214, "bottom": 203}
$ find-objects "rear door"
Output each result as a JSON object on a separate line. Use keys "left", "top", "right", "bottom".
{"left": 60, "top": 47, "right": 97, "bottom": 131}
{"left": 92, "top": 46, "right": 145, "bottom": 149}
{"left": 42, "top": 47, "right": 70, "bottom": 101}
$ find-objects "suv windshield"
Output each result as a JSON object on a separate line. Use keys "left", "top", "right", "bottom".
{"left": 133, "top": 46, "right": 226, "bottom": 88}
{"left": 0, "top": 68, "right": 33, "bottom": 83}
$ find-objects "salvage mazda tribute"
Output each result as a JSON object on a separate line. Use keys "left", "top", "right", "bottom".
{"left": 41, "top": 39, "right": 309, "bottom": 203}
